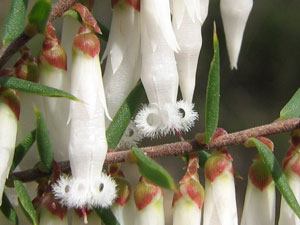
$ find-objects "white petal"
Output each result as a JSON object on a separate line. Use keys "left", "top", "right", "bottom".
{"left": 0, "top": 103, "right": 17, "bottom": 205}
{"left": 173, "top": 197, "right": 202, "bottom": 225}
{"left": 203, "top": 171, "right": 238, "bottom": 225}
{"left": 241, "top": 181, "right": 276, "bottom": 225}
{"left": 112, "top": 195, "right": 135, "bottom": 225}
{"left": 220, "top": 0, "right": 253, "bottom": 69}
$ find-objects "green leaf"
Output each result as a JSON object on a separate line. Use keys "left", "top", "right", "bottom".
{"left": 198, "top": 151, "right": 212, "bottom": 168}
{"left": 106, "top": 81, "right": 145, "bottom": 149}
{"left": 248, "top": 137, "right": 300, "bottom": 219}
{"left": 35, "top": 108, "right": 53, "bottom": 173}
{"left": 10, "top": 129, "right": 36, "bottom": 172}
{"left": 0, "top": 76, "right": 79, "bottom": 101}
{"left": 0, "top": 193, "right": 19, "bottom": 225}
{"left": 205, "top": 25, "right": 220, "bottom": 144}
{"left": 1, "top": 0, "right": 28, "bottom": 46}
{"left": 13, "top": 178, "right": 38, "bottom": 225}
{"left": 280, "top": 88, "right": 300, "bottom": 119}
{"left": 94, "top": 208, "right": 120, "bottom": 225}
{"left": 27, "top": 0, "right": 52, "bottom": 34}
{"left": 132, "top": 147, "right": 175, "bottom": 189}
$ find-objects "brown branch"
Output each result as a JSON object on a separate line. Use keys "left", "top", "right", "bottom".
{"left": 9, "top": 118, "right": 300, "bottom": 183}
{"left": 0, "top": 0, "right": 76, "bottom": 69}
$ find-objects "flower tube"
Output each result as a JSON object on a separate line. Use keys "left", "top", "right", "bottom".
{"left": 241, "top": 138, "right": 275, "bottom": 225}
{"left": 134, "top": 0, "right": 197, "bottom": 138}
{"left": 134, "top": 177, "right": 164, "bottom": 225}
{"left": 278, "top": 130, "right": 300, "bottom": 225}
{"left": 72, "top": 209, "right": 102, "bottom": 225}
{"left": 172, "top": 154, "right": 204, "bottom": 225}
{"left": 103, "top": 0, "right": 142, "bottom": 148}
{"left": 39, "top": 23, "right": 70, "bottom": 161}
{"left": 0, "top": 75, "right": 20, "bottom": 205}
{"left": 220, "top": 0, "right": 253, "bottom": 69}
{"left": 203, "top": 148, "right": 238, "bottom": 225}
{"left": 172, "top": 0, "right": 209, "bottom": 103}
{"left": 52, "top": 4, "right": 116, "bottom": 209}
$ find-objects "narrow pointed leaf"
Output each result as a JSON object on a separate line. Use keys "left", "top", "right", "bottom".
{"left": 280, "top": 88, "right": 300, "bottom": 119}
{"left": 205, "top": 25, "right": 220, "bottom": 143}
{"left": 132, "top": 147, "right": 175, "bottom": 189}
{"left": 1, "top": 0, "right": 28, "bottom": 46}
{"left": 27, "top": 0, "right": 52, "bottom": 34}
{"left": 10, "top": 129, "right": 36, "bottom": 172}
{"left": 0, "top": 193, "right": 19, "bottom": 225}
{"left": 248, "top": 137, "right": 300, "bottom": 219}
{"left": 106, "top": 81, "right": 145, "bottom": 149}
{"left": 198, "top": 151, "right": 212, "bottom": 168}
{"left": 94, "top": 207, "right": 120, "bottom": 225}
{"left": 13, "top": 178, "right": 38, "bottom": 225}
{"left": 35, "top": 108, "right": 53, "bottom": 173}
{"left": 0, "top": 76, "right": 79, "bottom": 101}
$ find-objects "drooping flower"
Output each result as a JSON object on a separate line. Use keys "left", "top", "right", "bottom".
{"left": 241, "top": 137, "right": 275, "bottom": 225}
{"left": 134, "top": 177, "right": 164, "bottom": 225}
{"left": 134, "top": 0, "right": 198, "bottom": 138}
{"left": 171, "top": 0, "right": 209, "bottom": 103}
{"left": 0, "top": 71, "right": 20, "bottom": 205}
{"left": 278, "top": 130, "right": 300, "bottom": 225}
{"left": 39, "top": 23, "right": 70, "bottom": 161}
{"left": 220, "top": 0, "right": 253, "bottom": 69}
{"left": 172, "top": 154, "right": 204, "bottom": 225}
{"left": 203, "top": 148, "right": 238, "bottom": 225}
{"left": 103, "top": 0, "right": 142, "bottom": 148}
{"left": 52, "top": 4, "right": 116, "bottom": 210}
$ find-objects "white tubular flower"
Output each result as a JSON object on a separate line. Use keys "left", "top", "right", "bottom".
{"left": 172, "top": 0, "right": 209, "bottom": 103}
{"left": 52, "top": 4, "right": 116, "bottom": 209}
{"left": 72, "top": 210, "right": 102, "bottom": 225}
{"left": 39, "top": 207, "right": 68, "bottom": 225}
{"left": 220, "top": 0, "right": 253, "bottom": 69}
{"left": 278, "top": 135, "right": 300, "bottom": 225}
{"left": 0, "top": 83, "right": 19, "bottom": 205}
{"left": 135, "top": 0, "right": 198, "bottom": 138}
{"left": 241, "top": 156, "right": 275, "bottom": 225}
{"left": 172, "top": 155, "right": 204, "bottom": 225}
{"left": 134, "top": 177, "right": 164, "bottom": 225}
{"left": 103, "top": 0, "right": 142, "bottom": 148}
{"left": 203, "top": 148, "right": 238, "bottom": 225}
{"left": 39, "top": 24, "right": 70, "bottom": 161}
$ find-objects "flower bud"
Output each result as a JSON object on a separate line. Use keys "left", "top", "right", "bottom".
{"left": 134, "top": 177, "right": 164, "bottom": 225}
{"left": 220, "top": 0, "right": 253, "bottom": 69}
{"left": 172, "top": 155, "right": 204, "bottom": 225}
{"left": 203, "top": 148, "right": 238, "bottom": 225}
{"left": 278, "top": 137, "right": 300, "bottom": 225}
{"left": 0, "top": 85, "right": 20, "bottom": 205}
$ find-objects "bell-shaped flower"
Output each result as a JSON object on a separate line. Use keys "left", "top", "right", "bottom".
{"left": 172, "top": 154, "right": 204, "bottom": 225}
{"left": 278, "top": 131, "right": 300, "bottom": 225}
{"left": 52, "top": 4, "right": 116, "bottom": 209}
{"left": 0, "top": 72, "right": 20, "bottom": 204}
{"left": 220, "top": 0, "right": 253, "bottom": 69}
{"left": 241, "top": 137, "right": 275, "bottom": 225}
{"left": 103, "top": 0, "right": 142, "bottom": 148}
{"left": 134, "top": 177, "right": 164, "bottom": 225}
{"left": 134, "top": 0, "right": 198, "bottom": 138}
{"left": 171, "top": 0, "right": 209, "bottom": 103}
{"left": 39, "top": 23, "right": 70, "bottom": 161}
{"left": 203, "top": 148, "right": 238, "bottom": 225}
{"left": 109, "top": 164, "right": 135, "bottom": 225}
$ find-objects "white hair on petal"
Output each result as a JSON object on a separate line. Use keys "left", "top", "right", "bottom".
{"left": 175, "top": 100, "right": 199, "bottom": 132}
{"left": 51, "top": 175, "right": 72, "bottom": 206}
{"left": 117, "top": 121, "right": 143, "bottom": 149}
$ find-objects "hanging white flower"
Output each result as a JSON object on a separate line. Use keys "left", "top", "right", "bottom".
{"left": 220, "top": 0, "right": 253, "bottom": 69}
{"left": 171, "top": 0, "right": 209, "bottom": 103}
{"left": 39, "top": 23, "right": 70, "bottom": 161}
{"left": 134, "top": 0, "right": 198, "bottom": 138}
{"left": 0, "top": 79, "right": 19, "bottom": 205}
{"left": 52, "top": 4, "right": 116, "bottom": 210}
{"left": 203, "top": 148, "right": 238, "bottom": 225}
{"left": 278, "top": 139, "right": 300, "bottom": 225}
{"left": 103, "top": 0, "right": 142, "bottom": 148}
{"left": 134, "top": 177, "right": 164, "bottom": 225}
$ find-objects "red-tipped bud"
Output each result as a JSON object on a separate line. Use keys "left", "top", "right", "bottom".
{"left": 112, "top": 0, "right": 140, "bottom": 11}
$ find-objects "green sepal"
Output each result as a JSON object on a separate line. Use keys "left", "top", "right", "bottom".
{"left": 132, "top": 147, "right": 175, "bottom": 190}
